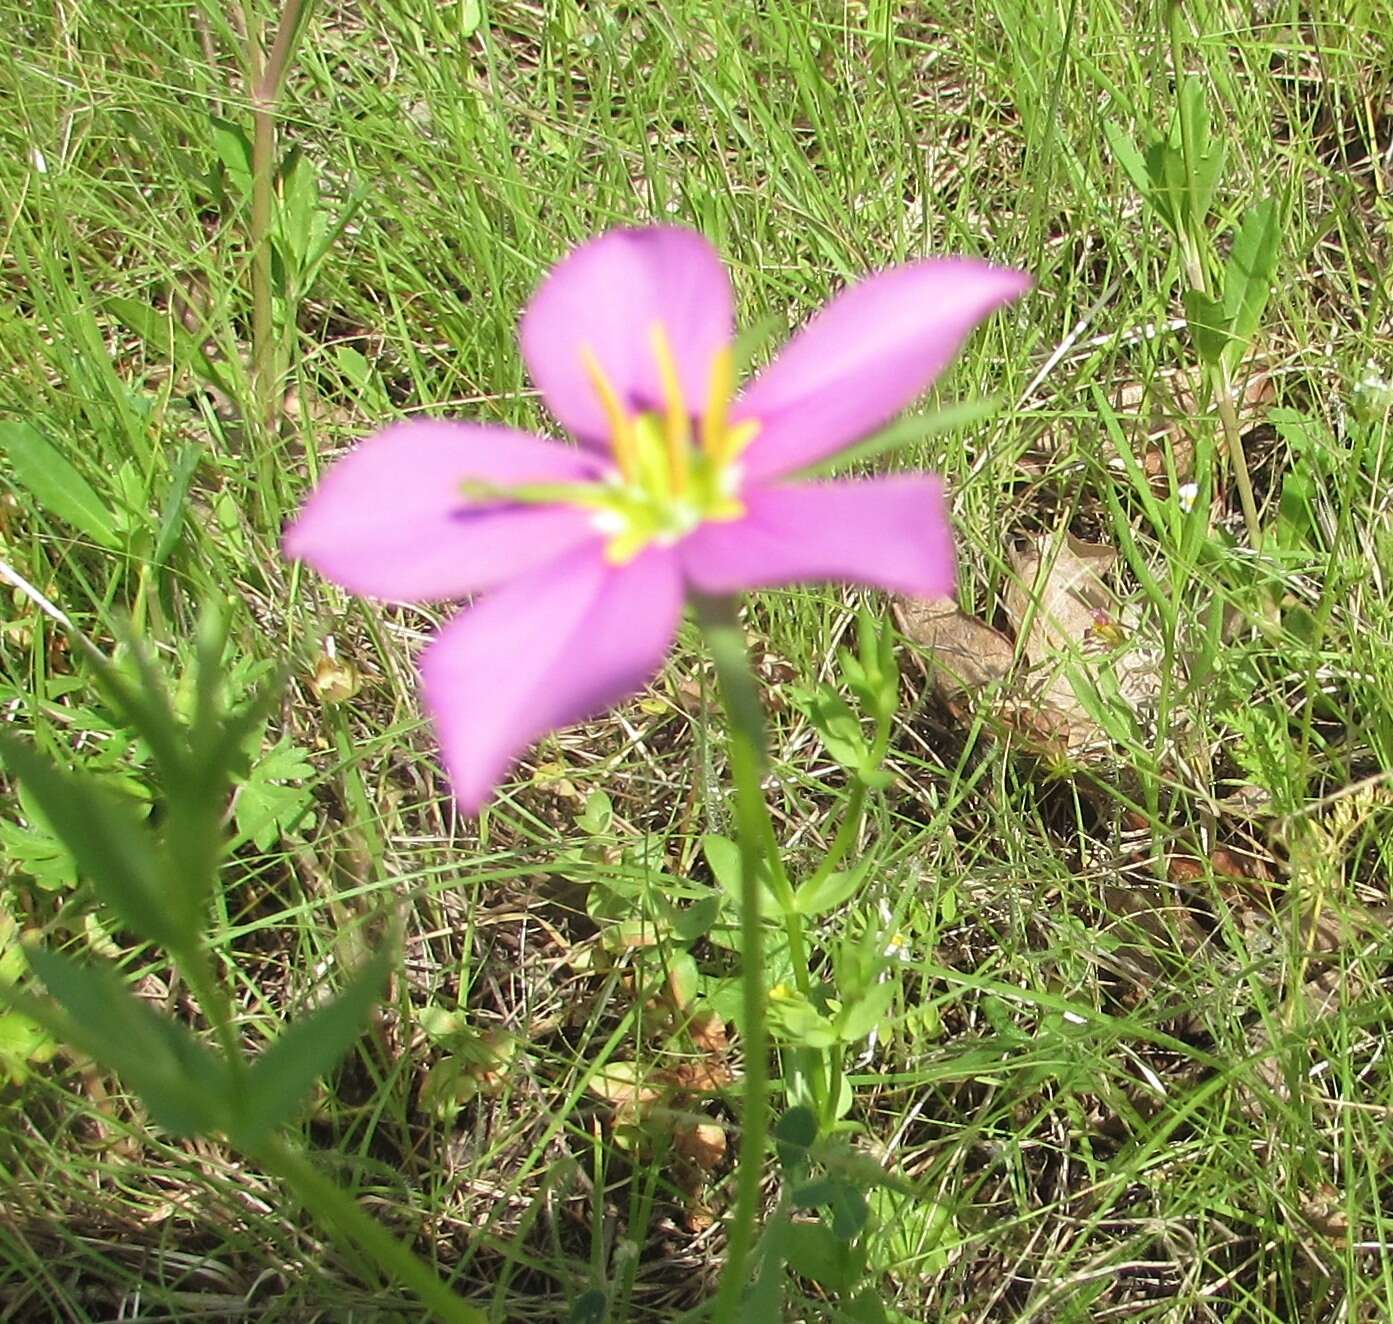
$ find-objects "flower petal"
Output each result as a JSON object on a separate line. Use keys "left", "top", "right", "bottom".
{"left": 520, "top": 227, "right": 735, "bottom": 448}
{"left": 735, "top": 259, "right": 1031, "bottom": 480}
{"left": 679, "top": 476, "right": 956, "bottom": 599}
{"left": 420, "top": 546, "right": 684, "bottom": 813}
{"left": 284, "top": 421, "right": 602, "bottom": 602}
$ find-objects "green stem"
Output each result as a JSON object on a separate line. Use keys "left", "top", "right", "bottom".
{"left": 800, "top": 781, "right": 867, "bottom": 899}
{"left": 694, "top": 595, "right": 772, "bottom": 1320}
{"left": 176, "top": 941, "right": 247, "bottom": 1091}
{"left": 245, "top": 0, "right": 317, "bottom": 437}
{"left": 252, "top": 1135, "right": 486, "bottom": 1324}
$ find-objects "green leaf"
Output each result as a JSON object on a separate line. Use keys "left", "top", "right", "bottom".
{"left": 672, "top": 893, "right": 721, "bottom": 942}
{"left": 19, "top": 946, "right": 228, "bottom": 1135}
{"left": 701, "top": 834, "right": 741, "bottom": 894}
{"left": 210, "top": 116, "right": 253, "bottom": 196}
{"left": 107, "top": 296, "right": 235, "bottom": 399}
{"left": 791, "top": 1176, "right": 842, "bottom": 1208}
{"left": 0, "top": 421, "right": 120, "bottom": 549}
{"left": 1183, "top": 288, "right": 1230, "bottom": 367}
{"left": 783, "top": 1220, "right": 865, "bottom": 1293}
{"left": 835, "top": 980, "right": 896, "bottom": 1044}
{"left": 867, "top": 1188, "right": 956, "bottom": 1276}
{"left": 0, "top": 735, "right": 190, "bottom": 949}
{"left": 828, "top": 1179, "right": 870, "bottom": 1241}
{"left": 1102, "top": 119, "right": 1153, "bottom": 203}
{"left": 702, "top": 833, "right": 778, "bottom": 914}
{"left": 234, "top": 736, "right": 315, "bottom": 850}
{"left": 789, "top": 683, "right": 867, "bottom": 770}
{"left": 233, "top": 943, "right": 391, "bottom": 1145}
{"left": 794, "top": 860, "right": 870, "bottom": 917}
{"left": 1142, "top": 138, "right": 1185, "bottom": 234}
{"left": 744, "top": 1210, "right": 789, "bottom": 1318}
{"left": 152, "top": 443, "right": 202, "bottom": 572}
{"left": 768, "top": 990, "right": 838, "bottom": 1049}
{"left": 567, "top": 1289, "right": 607, "bottom": 1324}
{"left": 1221, "top": 196, "right": 1281, "bottom": 370}
{"left": 1178, "top": 77, "right": 1225, "bottom": 228}
{"left": 795, "top": 396, "right": 1001, "bottom": 478}
{"left": 774, "top": 1104, "right": 818, "bottom": 1172}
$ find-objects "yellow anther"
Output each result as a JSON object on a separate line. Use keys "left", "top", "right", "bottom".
{"left": 700, "top": 344, "right": 735, "bottom": 461}
{"left": 648, "top": 322, "right": 690, "bottom": 496}
{"left": 580, "top": 345, "right": 637, "bottom": 482}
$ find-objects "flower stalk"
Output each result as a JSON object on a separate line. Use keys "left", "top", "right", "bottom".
{"left": 693, "top": 594, "right": 772, "bottom": 1316}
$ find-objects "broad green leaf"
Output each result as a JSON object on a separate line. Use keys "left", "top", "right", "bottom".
{"left": 794, "top": 860, "right": 870, "bottom": 917}
{"left": 19, "top": 945, "right": 228, "bottom": 1135}
{"left": 0, "top": 736, "right": 191, "bottom": 949}
{"left": 1183, "top": 288, "right": 1230, "bottom": 367}
{"left": 867, "top": 1188, "right": 956, "bottom": 1276}
{"left": 774, "top": 1104, "right": 817, "bottom": 1171}
{"left": 791, "top": 1176, "right": 842, "bottom": 1208}
{"left": 0, "top": 421, "right": 120, "bottom": 549}
{"left": 567, "top": 1289, "right": 607, "bottom": 1324}
{"left": 701, "top": 833, "right": 741, "bottom": 895}
{"left": 1221, "top": 196, "right": 1281, "bottom": 370}
{"left": 1142, "top": 138, "right": 1184, "bottom": 234}
{"left": 835, "top": 980, "right": 896, "bottom": 1044}
{"left": 767, "top": 990, "right": 837, "bottom": 1049}
{"left": 702, "top": 833, "right": 778, "bottom": 914}
{"left": 672, "top": 893, "right": 721, "bottom": 942}
{"left": 743, "top": 1208, "right": 789, "bottom": 1319}
{"left": 210, "top": 116, "right": 253, "bottom": 197}
{"left": 233, "top": 943, "right": 391, "bottom": 1145}
{"left": 663, "top": 950, "right": 699, "bottom": 1010}
{"left": 783, "top": 1220, "right": 866, "bottom": 1293}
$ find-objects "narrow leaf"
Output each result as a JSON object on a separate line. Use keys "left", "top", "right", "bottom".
{"left": 1221, "top": 196, "right": 1281, "bottom": 367}
{"left": 234, "top": 943, "right": 391, "bottom": 1145}
{"left": 1102, "top": 120, "right": 1153, "bottom": 204}
{"left": 152, "top": 443, "right": 202, "bottom": 572}
{"left": 107, "top": 296, "right": 235, "bottom": 399}
{"left": 0, "top": 422, "right": 120, "bottom": 549}
{"left": 21, "top": 946, "right": 228, "bottom": 1135}
{"left": 1178, "top": 77, "right": 1225, "bottom": 228}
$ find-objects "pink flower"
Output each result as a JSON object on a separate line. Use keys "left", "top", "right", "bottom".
{"left": 285, "top": 228, "right": 1029, "bottom": 813}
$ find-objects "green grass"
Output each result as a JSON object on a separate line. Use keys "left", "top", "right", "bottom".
{"left": 2, "top": 0, "right": 1392, "bottom": 1319}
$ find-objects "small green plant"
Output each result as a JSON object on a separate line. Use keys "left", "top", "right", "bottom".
{"left": 1104, "top": 0, "right": 1283, "bottom": 550}
{"left": 0, "top": 615, "right": 484, "bottom": 1324}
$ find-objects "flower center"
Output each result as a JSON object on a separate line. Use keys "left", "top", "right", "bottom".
{"left": 580, "top": 325, "right": 758, "bottom": 563}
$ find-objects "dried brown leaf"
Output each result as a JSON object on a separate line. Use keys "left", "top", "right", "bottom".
{"left": 893, "top": 597, "right": 1014, "bottom": 699}
{"left": 587, "top": 1062, "right": 662, "bottom": 1109}
{"left": 673, "top": 1120, "right": 727, "bottom": 1174}
{"left": 688, "top": 1010, "right": 728, "bottom": 1055}
{"left": 1003, "top": 532, "right": 1170, "bottom": 759}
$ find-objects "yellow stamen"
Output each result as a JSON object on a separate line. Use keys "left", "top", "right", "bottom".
{"left": 648, "top": 322, "right": 689, "bottom": 496}
{"left": 701, "top": 344, "right": 735, "bottom": 461}
{"left": 580, "top": 345, "right": 637, "bottom": 481}
{"left": 724, "top": 419, "right": 760, "bottom": 462}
